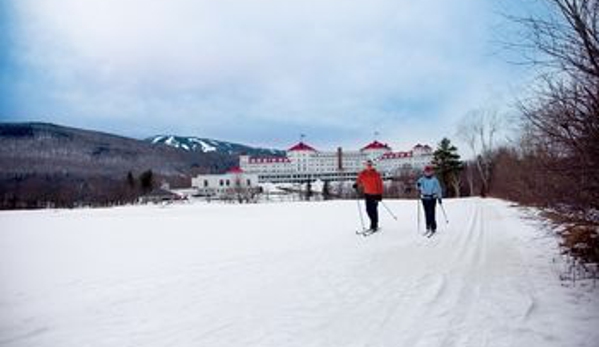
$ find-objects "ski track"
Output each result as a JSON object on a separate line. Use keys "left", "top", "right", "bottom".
{"left": 0, "top": 198, "right": 597, "bottom": 347}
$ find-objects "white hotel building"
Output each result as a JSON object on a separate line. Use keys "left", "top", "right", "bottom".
{"left": 239, "top": 141, "right": 433, "bottom": 183}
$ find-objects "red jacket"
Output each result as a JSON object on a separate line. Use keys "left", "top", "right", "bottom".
{"left": 356, "top": 168, "right": 383, "bottom": 195}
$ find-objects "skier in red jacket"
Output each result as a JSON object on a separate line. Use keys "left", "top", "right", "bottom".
{"left": 354, "top": 160, "right": 384, "bottom": 232}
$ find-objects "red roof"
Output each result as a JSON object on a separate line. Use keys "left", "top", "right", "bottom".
{"left": 361, "top": 141, "right": 391, "bottom": 151}
{"left": 227, "top": 166, "right": 244, "bottom": 174}
{"left": 288, "top": 142, "right": 317, "bottom": 152}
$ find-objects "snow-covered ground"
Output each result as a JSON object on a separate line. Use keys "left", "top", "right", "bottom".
{"left": 1, "top": 198, "right": 597, "bottom": 347}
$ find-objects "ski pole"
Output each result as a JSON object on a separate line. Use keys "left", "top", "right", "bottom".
{"left": 417, "top": 198, "right": 421, "bottom": 233}
{"left": 356, "top": 197, "right": 365, "bottom": 231}
{"left": 439, "top": 200, "right": 449, "bottom": 224}
{"left": 380, "top": 200, "right": 398, "bottom": 220}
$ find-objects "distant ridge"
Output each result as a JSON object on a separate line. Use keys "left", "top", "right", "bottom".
{"left": 0, "top": 122, "right": 284, "bottom": 208}
{"left": 0, "top": 122, "right": 212, "bottom": 176}
{"left": 0, "top": 122, "right": 285, "bottom": 177}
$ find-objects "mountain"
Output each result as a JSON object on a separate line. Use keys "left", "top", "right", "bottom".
{"left": 0, "top": 122, "right": 249, "bottom": 208}
{"left": 147, "top": 135, "right": 285, "bottom": 157}
{"left": 0, "top": 122, "right": 223, "bottom": 177}
{"left": 0, "top": 122, "right": 289, "bottom": 208}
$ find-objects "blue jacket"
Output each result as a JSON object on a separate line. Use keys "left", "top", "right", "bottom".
{"left": 416, "top": 176, "right": 442, "bottom": 199}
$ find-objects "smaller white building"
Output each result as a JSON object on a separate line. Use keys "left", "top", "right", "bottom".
{"left": 191, "top": 167, "right": 260, "bottom": 198}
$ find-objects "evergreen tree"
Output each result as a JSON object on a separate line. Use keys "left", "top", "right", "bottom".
{"left": 322, "top": 180, "right": 331, "bottom": 200}
{"left": 305, "top": 181, "right": 313, "bottom": 201}
{"left": 126, "top": 171, "right": 136, "bottom": 190}
{"left": 432, "top": 138, "right": 463, "bottom": 197}
{"left": 139, "top": 170, "right": 154, "bottom": 193}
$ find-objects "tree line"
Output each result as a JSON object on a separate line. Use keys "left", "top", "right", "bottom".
{"left": 0, "top": 170, "right": 170, "bottom": 209}
{"left": 453, "top": 0, "right": 598, "bottom": 280}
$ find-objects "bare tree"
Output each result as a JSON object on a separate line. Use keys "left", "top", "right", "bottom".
{"left": 451, "top": 171, "right": 462, "bottom": 198}
{"left": 496, "top": 0, "right": 599, "bottom": 276}
{"left": 511, "top": 0, "right": 599, "bottom": 216}
{"left": 509, "top": 0, "right": 599, "bottom": 79}
{"left": 457, "top": 108, "right": 503, "bottom": 196}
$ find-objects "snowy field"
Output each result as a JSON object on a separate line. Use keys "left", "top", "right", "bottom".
{"left": 1, "top": 198, "right": 597, "bottom": 347}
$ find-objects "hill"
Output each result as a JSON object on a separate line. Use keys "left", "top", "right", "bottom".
{"left": 0, "top": 122, "right": 282, "bottom": 208}
{"left": 0, "top": 123, "right": 218, "bottom": 177}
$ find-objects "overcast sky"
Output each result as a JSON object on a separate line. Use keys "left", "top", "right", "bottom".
{"left": 1, "top": 0, "right": 538, "bottom": 151}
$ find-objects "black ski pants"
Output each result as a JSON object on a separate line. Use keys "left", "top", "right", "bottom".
{"left": 421, "top": 198, "right": 437, "bottom": 231}
{"left": 364, "top": 194, "right": 381, "bottom": 230}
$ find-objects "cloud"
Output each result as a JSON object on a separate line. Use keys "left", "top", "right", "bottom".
{"left": 2, "top": 0, "right": 531, "bottom": 150}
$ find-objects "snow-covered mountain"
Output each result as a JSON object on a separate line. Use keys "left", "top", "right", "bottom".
{"left": 0, "top": 123, "right": 264, "bottom": 208}
{"left": 147, "top": 135, "right": 285, "bottom": 157}
{"left": 0, "top": 123, "right": 215, "bottom": 177}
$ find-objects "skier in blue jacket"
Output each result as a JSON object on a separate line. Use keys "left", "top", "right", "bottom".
{"left": 416, "top": 165, "right": 443, "bottom": 235}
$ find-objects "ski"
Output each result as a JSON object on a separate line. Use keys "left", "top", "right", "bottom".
{"left": 356, "top": 229, "right": 370, "bottom": 235}
{"left": 357, "top": 228, "right": 381, "bottom": 237}
{"left": 423, "top": 230, "right": 436, "bottom": 238}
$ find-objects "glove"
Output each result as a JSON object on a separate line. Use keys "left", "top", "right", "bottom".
{"left": 376, "top": 195, "right": 382, "bottom": 201}
{"left": 438, "top": 198, "right": 442, "bottom": 204}
{"left": 352, "top": 183, "right": 358, "bottom": 190}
